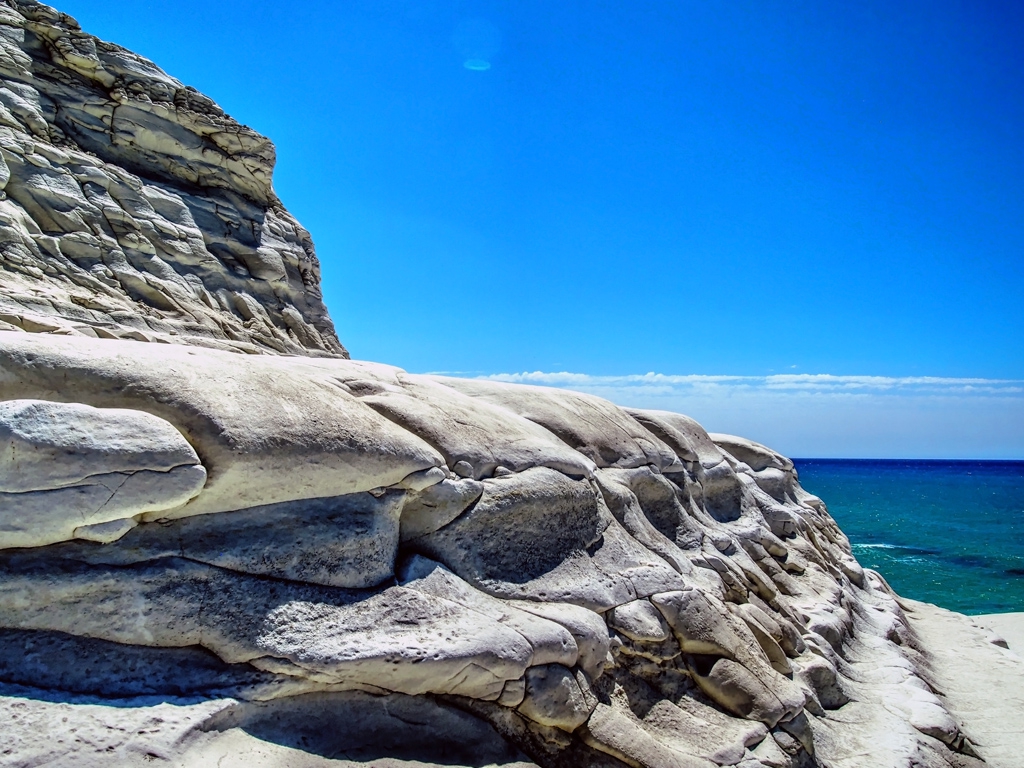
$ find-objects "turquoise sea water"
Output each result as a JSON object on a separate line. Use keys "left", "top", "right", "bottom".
{"left": 792, "top": 460, "right": 1024, "bottom": 615}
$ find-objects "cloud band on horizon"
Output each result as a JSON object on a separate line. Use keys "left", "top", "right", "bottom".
{"left": 433, "top": 371, "right": 1024, "bottom": 460}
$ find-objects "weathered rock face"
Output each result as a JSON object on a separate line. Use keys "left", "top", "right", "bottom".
{"left": 0, "top": 333, "right": 991, "bottom": 768}
{"left": 0, "top": 4, "right": 1004, "bottom": 768}
{"left": 0, "top": 0, "right": 346, "bottom": 356}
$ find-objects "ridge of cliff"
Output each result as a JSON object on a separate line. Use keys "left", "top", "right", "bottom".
{"left": 0, "top": 0, "right": 347, "bottom": 356}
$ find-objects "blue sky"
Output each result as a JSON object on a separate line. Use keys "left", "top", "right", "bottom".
{"left": 57, "top": 0, "right": 1024, "bottom": 457}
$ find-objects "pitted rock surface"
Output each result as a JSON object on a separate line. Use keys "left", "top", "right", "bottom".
{"left": 0, "top": 334, "right": 996, "bottom": 768}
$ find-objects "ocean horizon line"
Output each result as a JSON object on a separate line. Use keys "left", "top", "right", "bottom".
{"left": 792, "top": 456, "right": 1024, "bottom": 463}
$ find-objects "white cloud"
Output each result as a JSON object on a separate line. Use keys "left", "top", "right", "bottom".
{"left": 449, "top": 371, "right": 1024, "bottom": 459}
{"left": 477, "top": 371, "right": 1024, "bottom": 394}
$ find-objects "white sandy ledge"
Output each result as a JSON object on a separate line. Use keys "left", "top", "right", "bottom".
{"left": 901, "top": 602, "right": 1024, "bottom": 768}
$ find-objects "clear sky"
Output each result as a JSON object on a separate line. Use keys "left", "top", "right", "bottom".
{"left": 56, "top": 0, "right": 1024, "bottom": 457}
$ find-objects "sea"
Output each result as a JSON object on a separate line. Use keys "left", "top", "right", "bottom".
{"left": 792, "top": 459, "right": 1024, "bottom": 616}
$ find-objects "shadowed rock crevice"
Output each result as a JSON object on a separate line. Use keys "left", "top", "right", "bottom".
{"left": 0, "top": 628, "right": 276, "bottom": 699}
{"left": 194, "top": 692, "right": 535, "bottom": 766}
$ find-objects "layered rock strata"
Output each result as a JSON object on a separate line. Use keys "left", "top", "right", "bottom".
{"left": 0, "top": 3, "right": 1010, "bottom": 767}
{"left": 0, "top": 0, "right": 345, "bottom": 356}
{"left": 0, "top": 332, "right": 992, "bottom": 768}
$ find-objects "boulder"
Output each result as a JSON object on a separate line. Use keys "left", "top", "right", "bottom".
{"left": 0, "top": 399, "right": 205, "bottom": 547}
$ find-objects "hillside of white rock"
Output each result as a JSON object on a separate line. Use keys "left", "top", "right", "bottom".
{"left": 1, "top": 2, "right": 1022, "bottom": 767}
{"left": 0, "top": 0, "right": 344, "bottom": 355}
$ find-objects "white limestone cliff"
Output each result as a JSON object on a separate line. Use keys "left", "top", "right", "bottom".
{"left": 0, "top": 2, "right": 1021, "bottom": 767}
{"left": 0, "top": 0, "right": 345, "bottom": 355}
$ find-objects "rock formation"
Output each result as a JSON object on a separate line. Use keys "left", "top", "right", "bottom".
{"left": 0, "top": 2, "right": 1018, "bottom": 767}
{"left": 0, "top": 0, "right": 345, "bottom": 355}
{"left": 0, "top": 331, "right": 997, "bottom": 768}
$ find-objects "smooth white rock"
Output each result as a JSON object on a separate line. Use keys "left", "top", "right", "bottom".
{"left": 0, "top": 398, "right": 200, "bottom": 492}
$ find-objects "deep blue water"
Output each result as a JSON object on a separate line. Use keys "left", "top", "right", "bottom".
{"left": 792, "top": 459, "right": 1024, "bottom": 615}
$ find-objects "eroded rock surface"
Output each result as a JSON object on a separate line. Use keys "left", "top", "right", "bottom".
{"left": 0, "top": 398, "right": 206, "bottom": 547}
{"left": 0, "top": 3, "right": 1013, "bottom": 767}
{"left": 0, "top": 333, "right": 996, "bottom": 768}
{"left": 0, "top": 0, "right": 345, "bottom": 355}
